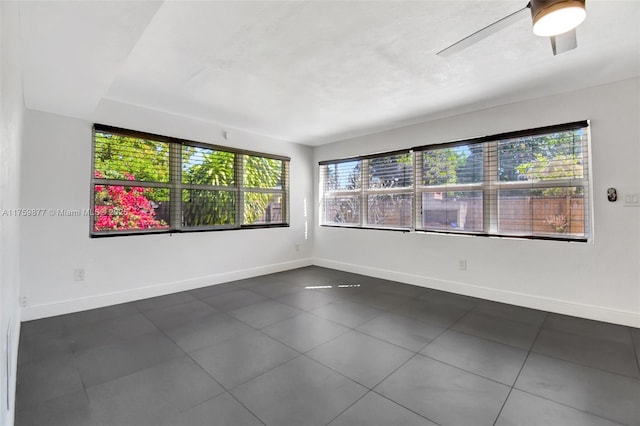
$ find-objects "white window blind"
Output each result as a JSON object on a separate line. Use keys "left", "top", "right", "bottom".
{"left": 365, "top": 151, "right": 413, "bottom": 230}
{"left": 493, "top": 126, "right": 589, "bottom": 239}
{"left": 242, "top": 155, "right": 289, "bottom": 226}
{"left": 321, "top": 159, "right": 362, "bottom": 227}
{"left": 416, "top": 142, "right": 484, "bottom": 233}
{"left": 181, "top": 145, "right": 237, "bottom": 229}
{"left": 320, "top": 151, "right": 413, "bottom": 230}
{"left": 93, "top": 129, "right": 172, "bottom": 233}
{"left": 320, "top": 121, "right": 591, "bottom": 242}
{"left": 92, "top": 124, "right": 290, "bottom": 236}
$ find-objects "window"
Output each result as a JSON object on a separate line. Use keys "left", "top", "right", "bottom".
{"left": 320, "top": 151, "right": 413, "bottom": 230}
{"left": 242, "top": 155, "right": 288, "bottom": 225}
{"left": 320, "top": 121, "right": 591, "bottom": 242}
{"left": 322, "top": 160, "right": 362, "bottom": 227}
{"left": 92, "top": 125, "right": 289, "bottom": 236}
{"left": 416, "top": 143, "right": 484, "bottom": 233}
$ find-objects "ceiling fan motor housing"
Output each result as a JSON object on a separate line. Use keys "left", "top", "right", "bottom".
{"left": 530, "top": 0, "right": 586, "bottom": 36}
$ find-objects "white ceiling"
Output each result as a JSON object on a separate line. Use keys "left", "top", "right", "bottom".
{"left": 18, "top": 1, "right": 640, "bottom": 145}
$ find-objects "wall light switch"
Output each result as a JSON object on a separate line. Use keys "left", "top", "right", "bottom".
{"left": 624, "top": 194, "right": 640, "bottom": 206}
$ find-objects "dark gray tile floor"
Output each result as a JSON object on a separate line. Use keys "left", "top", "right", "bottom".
{"left": 16, "top": 266, "right": 640, "bottom": 426}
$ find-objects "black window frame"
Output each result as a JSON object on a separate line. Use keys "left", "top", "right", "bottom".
{"left": 319, "top": 120, "right": 591, "bottom": 242}
{"left": 320, "top": 150, "right": 414, "bottom": 230}
{"left": 91, "top": 124, "right": 290, "bottom": 237}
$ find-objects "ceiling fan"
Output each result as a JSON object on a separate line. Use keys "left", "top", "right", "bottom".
{"left": 437, "top": 0, "right": 586, "bottom": 57}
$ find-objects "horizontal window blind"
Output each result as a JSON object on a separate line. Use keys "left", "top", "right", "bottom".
{"left": 416, "top": 142, "right": 484, "bottom": 233}
{"left": 320, "top": 151, "right": 413, "bottom": 230}
{"left": 93, "top": 130, "right": 173, "bottom": 232}
{"left": 320, "top": 121, "right": 591, "bottom": 242}
{"left": 492, "top": 126, "right": 589, "bottom": 239}
{"left": 320, "top": 160, "right": 362, "bottom": 226}
{"left": 366, "top": 152, "right": 413, "bottom": 230}
{"left": 241, "top": 155, "right": 289, "bottom": 225}
{"left": 180, "top": 145, "right": 237, "bottom": 229}
{"left": 92, "top": 124, "right": 290, "bottom": 236}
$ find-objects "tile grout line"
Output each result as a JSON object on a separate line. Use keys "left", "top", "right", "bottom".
{"left": 526, "top": 350, "right": 640, "bottom": 381}
{"left": 196, "top": 280, "right": 638, "bottom": 426}
{"left": 323, "top": 297, "right": 482, "bottom": 426}
{"left": 16, "top": 268, "right": 638, "bottom": 426}
{"left": 530, "top": 315, "right": 640, "bottom": 380}
{"left": 627, "top": 327, "right": 640, "bottom": 375}
{"left": 541, "top": 318, "right": 638, "bottom": 345}
{"left": 322, "top": 391, "right": 371, "bottom": 426}
{"left": 319, "top": 351, "right": 443, "bottom": 426}
{"left": 417, "top": 352, "right": 516, "bottom": 389}
{"left": 407, "top": 303, "right": 526, "bottom": 390}
{"left": 174, "top": 278, "right": 360, "bottom": 400}
{"left": 17, "top": 303, "right": 150, "bottom": 417}
{"left": 149, "top": 308, "right": 270, "bottom": 426}
{"left": 74, "top": 305, "right": 150, "bottom": 410}
{"left": 513, "top": 387, "right": 630, "bottom": 426}
{"left": 370, "top": 389, "right": 444, "bottom": 426}
{"left": 355, "top": 314, "right": 455, "bottom": 424}
{"left": 13, "top": 271, "right": 350, "bottom": 422}
{"left": 441, "top": 327, "right": 533, "bottom": 352}
{"left": 187, "top": 285, "right": 340, "bottom": 396}
{"left": 491, "top": 312, "right": 548, "bottom": 426}
{"left": 234, "top": 278, "right": 449, "bottom": 425}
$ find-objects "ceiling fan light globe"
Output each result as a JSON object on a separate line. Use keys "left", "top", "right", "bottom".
{"left": 532, "top": 1, "right": 586, "bottom": 37}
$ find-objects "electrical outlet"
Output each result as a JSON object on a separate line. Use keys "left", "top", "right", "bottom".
{"left": 74, "top": 268, "right": 85, "bottom": 281}
{"left": 458, "top": 259, "right": 467, "bottom": 270}
{"left": 295, "top": 243, "right": 300, "bottom": 252}
{"left": 19, "top": 296, "right": 27, "bottom": 307}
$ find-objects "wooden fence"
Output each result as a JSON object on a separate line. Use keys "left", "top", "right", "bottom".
{"left": 498, "top": 196, "right": 584, "bottom": 235}
{"left": 366, "top": 195, "right": 585, "bottom": 236}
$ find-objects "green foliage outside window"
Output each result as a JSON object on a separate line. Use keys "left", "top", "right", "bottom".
{"left": 93, "top": 128, "right": 287, "bottom": 234}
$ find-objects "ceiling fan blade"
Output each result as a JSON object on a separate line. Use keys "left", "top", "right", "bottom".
{"left": 437, "top": 6, "right": 530, "bottom": 57}
{"left": 550, "top": 28, "right": 577, "bottom": 55}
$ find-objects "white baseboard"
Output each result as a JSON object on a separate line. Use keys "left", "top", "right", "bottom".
{"left": 20, "top": 257, "right": 639, "bottom": 328}
{"left": 313, "top": 258, "right": 640, "bottom": 328}
{"left": 3, "top": 317, "right": 20, "bottom": 426}
{"left": 20, "top": 258, "right": 313, "bottom": 321}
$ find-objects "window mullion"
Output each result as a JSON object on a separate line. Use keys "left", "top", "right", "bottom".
{"left": 414, "top": 151, "right": 423, "bottom": 230}
{"left": 360, "top": 160, "right": 368, "bottom": 227}
{"left": 282, "top": 160, "right": 290, "bottom": 224}
{"left": 235, "top": 154, "right": 243, "bottom": 228}
{"left": 320, "top": 123, "right": 589, "bottom": 241}
{"left": 485, "top": 141, "right": 498, "bottom": 234}
{"left": 92, "top": 125, "right": 290, "bottom": 236}
{"left": 169, "top": 141, "right": 182, "bottom": 231}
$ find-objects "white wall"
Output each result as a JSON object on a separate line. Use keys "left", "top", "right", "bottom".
{"left": 1, "top": 1, "right": 24, "bottom": 424}
{"left": 314, "top": 78, "right": 640, "bottom": 327}
{"left": 19, "top": 104, "right": 314, "bottom": 321}
{"left": 15, "top": 60, "right": 640, "bottom": 331}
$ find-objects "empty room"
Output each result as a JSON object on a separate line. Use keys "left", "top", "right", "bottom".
{"left": 1, "top": 0, "right": 639, "bottom": 425}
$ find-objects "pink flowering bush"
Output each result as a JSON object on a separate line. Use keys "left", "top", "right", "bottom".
{"left": 94, "top": 171, "right": 168, "bottom": 231}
